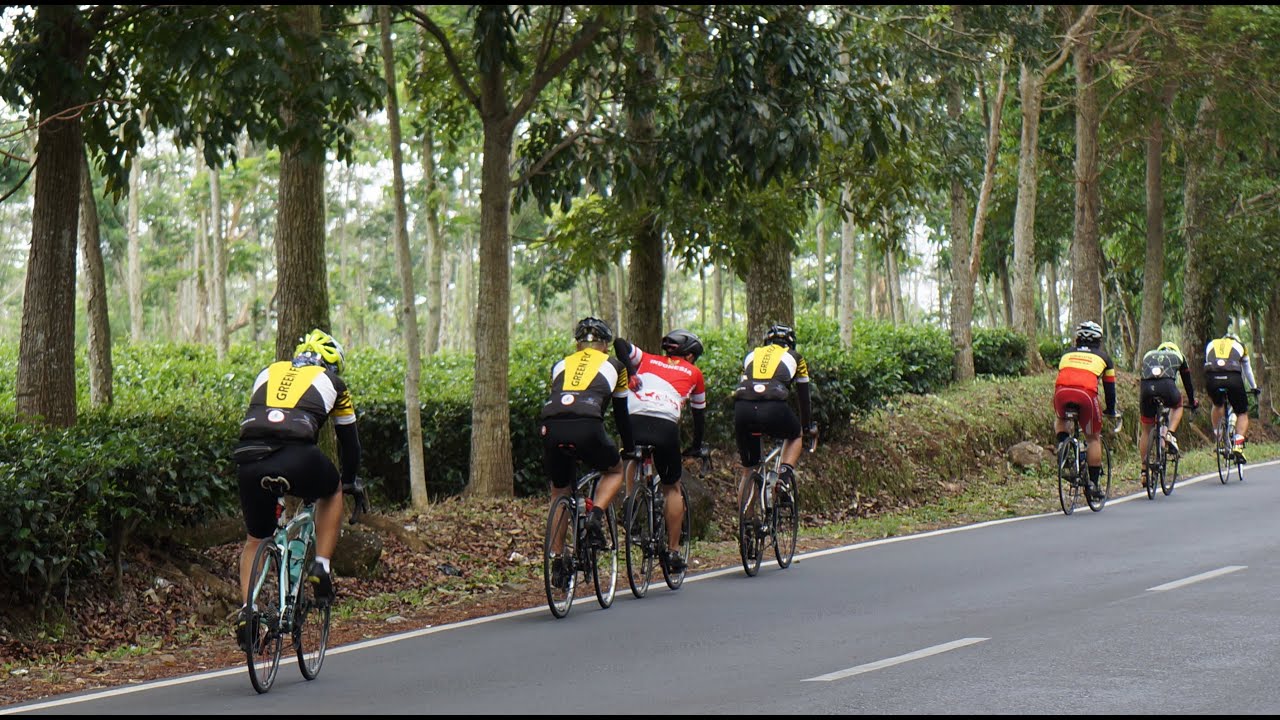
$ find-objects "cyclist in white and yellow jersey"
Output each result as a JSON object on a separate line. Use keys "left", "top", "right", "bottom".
{"left": 1205, "top": 332, "right": 1260, "bottom": 462}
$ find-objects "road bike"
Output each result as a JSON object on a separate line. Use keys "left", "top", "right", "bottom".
{"left": 542, "top": 451, "right": 618, "bottom": 618}
{"left": 622, "top": 445, "right": 707, "bottom": 598}
{"left": 1213, "top": 387, "right": 1245, "bottom": 484}
{"left": 1056, "top": 407, "right": 1117, "bottom": 515}
{"left": 737, "top": 431, "right": 816, "bottom": 577}
{"left": 242, "top": 477, "right": 368, "bottom": 694}
{"left": 1142, "top": 397, "right": 1180, "bottom": 499}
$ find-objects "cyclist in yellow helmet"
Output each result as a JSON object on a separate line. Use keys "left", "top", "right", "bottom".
{"left": 230, "top": 329, "right": 361, "bottom": 651}
{"left": 1138, "top": 341, "right": 1198, "bottom": 485}
{"left": 1205, "top": 331, "right": 1260, "bottom": 462}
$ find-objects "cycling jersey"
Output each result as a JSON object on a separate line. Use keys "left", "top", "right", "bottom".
{"left": 239, "top": 361, "right": 356, "bottom": 444}
{"left": 1204, "top": 338, "right": 1257, "bottom": 389}
{"left": 734, "top": 344, "right": 809, "bottom": 402}
{"left": 1139, "top": 346, "right": 1195, "bottom": 424}
{"left": 540, "top": 348, "right": 630, "bottom": 421}
{"left": 1055, "top": 345, "right": 1116, "bottom": 418}
{"left": 616, "top": 339, "right": 707, "bottom": 423}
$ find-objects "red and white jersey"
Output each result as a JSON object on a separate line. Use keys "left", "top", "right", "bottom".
{"left": 620, "top": 343, "right": 707, "bottom": 423}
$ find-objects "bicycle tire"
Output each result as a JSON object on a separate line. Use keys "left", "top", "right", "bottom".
{"left": 1088, "top": 438, "right": 1111, "bottom": 512}
{"left": 1143, "top": 426, "right": 1157, "bottom": 501}
{"left": 1162, "top": 440, "right": 1178, "bottom": 496}
{"left": 592, "top": 502, "right": 618, "bottom": 609}
{"left": 293, "top": 534, "right": 330, "bottom": 681}
{"left": 773, "top": 472, "right": 798, "bottom": 569}
{"left": 245, "top": 540, "right": 284, "bottom": 694}
{"left": 738, "top": 473, "right": 765, "bottom": 576}
{"left": 1057, "top": 438, "right": 1080, "bottom": 516}
{"left": 624, "top": 485, "right": 654, "bottom": 599}
{"left": 663, "top": 483, "right": 692, "bottom": 590}
{"left": 1217, "top": 414, "right": 1230, "bottom": 484}
{"left": 543, "top": 495, "right": 577, "bottom": 619}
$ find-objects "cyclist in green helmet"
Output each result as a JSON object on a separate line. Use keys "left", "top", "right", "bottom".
{"left": 1138, "top": 341, "right": 1198, "bottom": 486}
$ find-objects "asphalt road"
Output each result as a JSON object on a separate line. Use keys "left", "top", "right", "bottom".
{"left": 9, "top": 459, "right": 1280, "bottom": 715}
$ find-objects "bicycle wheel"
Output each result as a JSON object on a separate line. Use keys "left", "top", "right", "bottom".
{"left": 592, "top": 502, "right": 618, "bottom": 609}
{"left": 1217, "top": 416, "right": 1230, "bottom": 484}
{"left": 1088, "top": 439, "right": 1111, "bottom": 512}
{"left": 543, "top": 495, "right": 577, "bottom": 619}
{"left": 663, "top": 483, "right": 692, "bottom": 590}
{"left": 773, "top": 472, "right": 799, "bottom": 569}
{"left": 737, "top": 473, "right": 765, "bottom": 576}
{"left": 624, "top": 484, "right": 655, "bottom": 599}
{"left": 1161, "top": 437, "right": 1178, "bottom": 496}
{"left": 245, "top": 540, "right": 284, "bottom": 694}
{"left": 1143, "top": 427, "right": 1157, "bottom": 501}
{"left": 293, "top": 537, "right": 330, "bottom": 681}
{"left": 1057, "top": 439, "right": 1080, "bottom": 516}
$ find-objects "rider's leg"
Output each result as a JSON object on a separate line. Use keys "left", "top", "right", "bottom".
{"left": 1085, "top": 429, "right": 1104, "bottom": 490}
{"left": 1168, "top": 405, "right": 1185, "bottom": 432}
{"left": 781, "top": 436, "right": 803, "bottom": 468}
{"left": 313, "top": 487, "right": 343, "bottom": 566}
{"left": 593, "top": 460, "right": 624, "bottom": 511}
{"left": 239, "top": 535, "right": 265, "bottom": 603}
{"left": 1236, "top": 411, "right": 1250, "bottom": 441}
{"left": 664, "top": 481, "right": 684, "bottom": 550}
{"left": 1211, "top": 403, "right": 1224, "bottom": 437}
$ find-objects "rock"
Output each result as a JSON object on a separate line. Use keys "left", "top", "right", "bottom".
{"left": 385, "top": 615, "right": 406, "bottom": 624}
{"left": 683, "top": 473, "right": 715, "bottom": 541}
{"left": 334, "top": 526, "right": 383, "bottom": 578}
{"left": 167, "top": 515, "right": 245, "bottom": 549}
{"left": 1008, "top": 441, "right": 1050, "bottom": 469}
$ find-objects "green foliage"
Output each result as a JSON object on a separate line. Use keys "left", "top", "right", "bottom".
{"left": 1039, "top": 337, "right": 1068, "bottom": 368}
{"left": 973, "top": 327, "right": 1028, "bottom": 377}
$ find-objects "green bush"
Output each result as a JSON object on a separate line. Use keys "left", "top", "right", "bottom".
{"left": 973, "top": 328, "right": 1028, "bottom": 377}
{"left": 1039, "top": 337, "right": 1068, "bottom": 368}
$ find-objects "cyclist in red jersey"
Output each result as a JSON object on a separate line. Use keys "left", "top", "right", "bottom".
{"left": 1054, "top": 321, "right": 1120, "bottom": 502}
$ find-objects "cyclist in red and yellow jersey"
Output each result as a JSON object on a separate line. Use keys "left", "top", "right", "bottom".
{"left": 1054, "top": 321, "right": 1120, "bottom": 501}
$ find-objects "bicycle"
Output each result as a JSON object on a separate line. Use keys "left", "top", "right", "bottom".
{"left": 737, "top": 430, "right": 816, "bottom": 577}
{"left": 1141, "top": 397, "right": 1180, "bottom": 499}
{"left": 1213, "top": 387, "right": 1246, "bottom": 484}
{"left": 542, "top": 449, "right": 618, "bottom": 619}
{"left": 622, "top": 445, "right": 706, "bottom": 598}
{"left": 1056, "top": 407, "right": 1117, "bottom": 515}
{"left": 242, "top": 476, "right": 368, "bottom": 694}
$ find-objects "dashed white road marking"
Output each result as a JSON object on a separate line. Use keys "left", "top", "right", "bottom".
{"left": 1147, "top": 565, "right": 1246, "bottom": 593}
{"left": 801, "top": 637, "right": 989, "bottom": 682}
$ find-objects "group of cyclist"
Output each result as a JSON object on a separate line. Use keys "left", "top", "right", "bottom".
{"left": 1053, "top": 320, "right": 1262, "bottom": 501}
{"left": 537, "top": 316, "right": 817, "bottom": 580}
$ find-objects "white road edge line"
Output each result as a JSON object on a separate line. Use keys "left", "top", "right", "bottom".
{"left": 9, "top": 459, "right": 1280, "bottom": 714}
{"left": 1146, "top": 565, "right": 1246, "bottom": 593}
{"left": 801, "top": 637, "right": 989, "bottom": 682}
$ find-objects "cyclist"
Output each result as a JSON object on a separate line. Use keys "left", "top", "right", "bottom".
{"left": 231, "top": 329, "right": 360, "bottom": 651}
{"left": 733, "top": 323, "right": 816, "bottom": 521}
{"left": 612, "top": 329, "right": 708, "bottom": 573}
{"left": 1053, "top": 321, "right": 1120, "bottom": 502}
{"left": 1205, "top": 331, "right": 1260, "bottom": 462}
{"left": 1138, "top": 341, "right": 1198, "bottom": 485}
{"left": 539, "top": 317, "right": 634, "bottom": 588}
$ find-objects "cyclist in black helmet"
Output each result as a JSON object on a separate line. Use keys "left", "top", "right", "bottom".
{"left": 612, "top": 329, "right": 708, "bottom": 573}
{"left": 732, "top": 323, "right": 816, "bottom": 517}
{"left": 538, "top": 318, "right": 634, "bottom": 587}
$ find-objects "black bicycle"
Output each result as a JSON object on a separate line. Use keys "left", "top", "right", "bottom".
{"left": 1213, "top": 387, "right": 1246, "bottom": 484}
{"left": 737, "top": 431, "right": 815, "bottom": 577}
{"left": 1056, "top": 406, "right": 1117, "bottom": 515}
{"left": 622, "top": 445, "right": 708, "bottom": 598}
{"left": 1142, "top": 397, "right": 1180, "bottom": 499}
{"left": 542, "top": 450, "right": 618, "bottom": 619}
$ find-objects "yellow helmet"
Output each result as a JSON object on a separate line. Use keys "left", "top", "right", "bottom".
{"left": 1156, "top": 341, "right": 1182, "bottom": 355}
{"left": 294, "top": 328, "right": 345, "bottom": 374}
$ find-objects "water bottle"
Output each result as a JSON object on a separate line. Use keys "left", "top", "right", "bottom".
{"left": 288, "top": 538, "right": 305, "bottom": 587}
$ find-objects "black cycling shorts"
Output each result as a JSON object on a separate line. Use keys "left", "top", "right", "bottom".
{"left": 237, "top": 443, "right": 340, "bottom": 539}
{"left": 734, "top": 399, "right": 800, "bottom": 467}
{"left": 540, "top": 418, "right": 620, "bottom": 489}
{"left": 632, "top": 414, "right": 682, "bottom": 485}
{"left": 1139, "top": 378, "right": 1182, "bottom": 424}
{"left": 1207, "top": 371, "right": 1248, "bottom": 415}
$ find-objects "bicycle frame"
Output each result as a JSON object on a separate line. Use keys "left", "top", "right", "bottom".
{"left": 250, "top": 497, "right": 317, "bottom": 634}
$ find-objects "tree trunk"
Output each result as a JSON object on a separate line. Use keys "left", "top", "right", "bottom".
{"left": 274, "top": 4, "right": 330, "bottom": 360}
{"left": 1263, "top": 289, "right": 1280, "bottom": 427}
{"left": 1181, "top": 95, "right": 1218, "bottom": 400}
{"left": 948, "top": 78, "right": 975, "bottom": 381}
{"left": 127, "top": 151, "right": 143, "bottom": 343}
{"left": 998, "top": 256, "right": 1013, "bottom": 327}
{"left": 1046, "top": 260, "right": 1061, "bottom": 339}
{"left": 1135, "top": 84, "right": 1172, "bottom": 369}
{"left": 1012, "top": 62, "right": 1047, "bottom": 371}
{"left": 1070, "top": 14, "right": 1103, "bottom": 328}
{"left": 193, "top": 205, "right": 208, "bottom": 342}
{"left": 838, "top": 183, "right": 856, "bottom": 345}
{"left": 713, "top": 264, "right": 724, "bottom": 330}
{"left": 17, "top": 4, "right": 88, "bottom": 427}
{"left": 598, "top": 270, "right": 618, "bottom": 336}
{"left": 816, "top": 197, "right": 827, "bottom": 314}
{"left": 622, "top": 4, "right": 663, "bottom": 350}
{"left": 79, "top": 152, "right": 113, "bottom": 408}
{"left": 382, "top": 6, "right": 429, "bottom": 510}
{"left": 745, "top": 238, "right": 794, "bottom": 352}
{"left": 210, "top": 157, "right": 227, "bottom": 360}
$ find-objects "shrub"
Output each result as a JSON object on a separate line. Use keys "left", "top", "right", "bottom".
{"left": 973, "top": 327, "right": 1028, "bottom": 377}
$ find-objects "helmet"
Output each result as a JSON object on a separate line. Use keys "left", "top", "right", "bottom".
{"left": 763, "top": 323, "right": 797, "bottom": 349}
{"left": 1156, "top": 341, "right": 1182, "bottom": 355}
{"left": 574, "top": 317, "right": 613, "bottom": 343}
{"left": 661, "top": 329, "right": 704, "bottom": 362}
{"left": 1073, "top": 321, "right": 1103, "bottom": 347}
{"left": 294, "top": 328, "right": 345, "bottom": 374}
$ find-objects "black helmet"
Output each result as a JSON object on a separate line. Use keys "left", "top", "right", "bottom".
{"left": 574, "top": 317, "right": 613, "bottom": 343}
{"left": 763, "top": 323, "right": 796, "bottom": 349}
{"left": 1074, "top": 320, "right": 1103, "bottom": 347}
{"left": 661, "top": 329, "right": 704, "bottom": 362}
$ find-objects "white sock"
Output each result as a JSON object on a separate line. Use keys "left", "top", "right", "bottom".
{"left": 316, "top": 556, "right": 331, "bottom": 573}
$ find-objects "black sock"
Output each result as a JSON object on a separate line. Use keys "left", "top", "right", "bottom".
{"left": 780, "top": 463, "right": 795, "bottom": 477}
{"left": 1089, "top": 466, "right": 1101, "bottom": 483}
{"left": 1056, "top": 432, "right": 1069, "bottom": 444}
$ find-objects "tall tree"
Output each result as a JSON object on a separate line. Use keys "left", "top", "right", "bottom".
{"left": 79, "top": 152, "right": 112, "bottom": 408}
